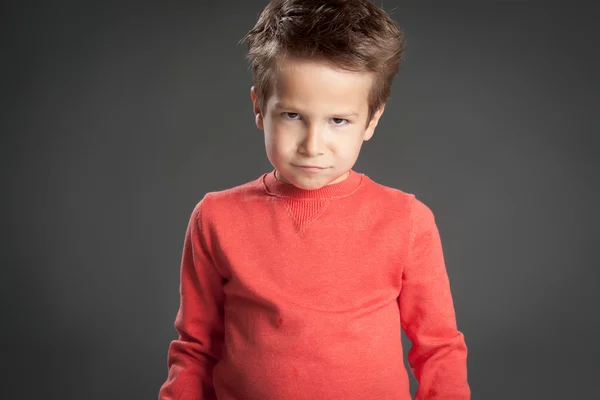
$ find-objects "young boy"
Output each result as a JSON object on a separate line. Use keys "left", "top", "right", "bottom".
{"left": 159, "top": 1, "right": 470, "bottom": 399}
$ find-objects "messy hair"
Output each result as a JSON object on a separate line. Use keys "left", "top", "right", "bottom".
{"left": 241, "top": 0, "right": 405, "bottom": 122}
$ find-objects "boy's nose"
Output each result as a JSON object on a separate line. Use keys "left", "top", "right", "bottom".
{"left": 299, "top": 126, "right": 325, "bottom": 156}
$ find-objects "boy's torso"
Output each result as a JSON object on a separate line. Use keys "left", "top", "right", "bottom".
{"left": 202, "top": 170, "right": 415, "bottom": 399}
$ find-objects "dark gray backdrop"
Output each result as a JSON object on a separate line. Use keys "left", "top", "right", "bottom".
{"left": 2, "top": 1, "right": 598, "bottom": 399}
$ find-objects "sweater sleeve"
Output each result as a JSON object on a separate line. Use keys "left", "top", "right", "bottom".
{"left": 158, "top": 199, "right": 225, "bottom": 400}
{"left": 398, "top": 197, "right": 471, "bottom": 399}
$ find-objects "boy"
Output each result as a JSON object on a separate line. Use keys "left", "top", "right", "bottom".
{"left": 159, "top": 0, "right": 470, "bottom": 399}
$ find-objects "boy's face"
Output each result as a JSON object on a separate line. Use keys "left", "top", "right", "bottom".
{"left": 251, "top": 57, "right": 385, "bottom": 190}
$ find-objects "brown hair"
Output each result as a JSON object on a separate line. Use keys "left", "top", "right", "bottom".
{"left": 241, "top": 0, "right": 405, "bottom": 122}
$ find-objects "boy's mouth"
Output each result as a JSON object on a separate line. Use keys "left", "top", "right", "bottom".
{"left": 295, "top": 164, "right": 327, "bottom": 169}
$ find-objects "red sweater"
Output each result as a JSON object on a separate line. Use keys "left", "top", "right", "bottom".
{"left": 158, "top": 168, "right": 470, "bottom": 399}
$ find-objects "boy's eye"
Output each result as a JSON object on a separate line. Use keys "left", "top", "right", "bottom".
{"left": 282, "top": 112, "right": 300, "bottom": 119}
{"left": 331, "top": 118, "right": 349, "bottom": 126}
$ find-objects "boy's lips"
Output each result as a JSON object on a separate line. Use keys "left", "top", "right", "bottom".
{"left": 294, "top": 165, "right": 328, "bottom": 173}
{"left": 295, "top": 164, "right": 327, "bottom": 169}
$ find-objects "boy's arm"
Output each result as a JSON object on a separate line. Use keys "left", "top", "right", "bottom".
{"left": 398, "top": 197, "right": 471, "bottom": 399}
{"left": 159, "top": 198, "right": 225, "bottom": 400}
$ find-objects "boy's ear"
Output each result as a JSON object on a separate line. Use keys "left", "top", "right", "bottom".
{"left": 363, "top": 104, "right": 386, "bottom": 141}
{"left": 250, "top": 86, "right": 264, "bottom": 130}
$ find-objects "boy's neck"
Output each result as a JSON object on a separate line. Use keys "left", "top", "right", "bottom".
{"left": 264, "top": 168, "right": 362, "bottom": 200}
{"left": 274, "top": 169, "right": 350, "bottom": 186}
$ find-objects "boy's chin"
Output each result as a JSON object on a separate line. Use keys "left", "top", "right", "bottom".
{"left": 276, "top": 166, "right": 348, "bottom": 189}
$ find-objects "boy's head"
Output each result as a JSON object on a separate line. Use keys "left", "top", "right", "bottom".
{"left": 242, "top": 0, "right": 404, "bottom": 190}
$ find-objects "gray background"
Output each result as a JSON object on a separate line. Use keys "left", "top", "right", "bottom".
{"left": 2, "top": 1, "right": 598, "bottom": 399}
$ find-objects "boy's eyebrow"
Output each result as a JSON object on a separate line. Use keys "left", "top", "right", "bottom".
{"left": 273, "top": 101, "right": 359, "bottom": 118}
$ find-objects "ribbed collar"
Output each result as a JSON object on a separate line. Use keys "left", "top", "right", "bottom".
{"left": 262, "top": 168, "right": 364, "bottom": 199}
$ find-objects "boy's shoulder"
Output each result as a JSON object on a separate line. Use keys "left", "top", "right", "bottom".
{"left": 363, "top": 173, "right": 436, "bottom": 220}
{"left": 363, "top": 172, "right": 413, "bottom": 199}
{"left": 189, "top": 172, "right": 267, "bottom": 215}
{"left": 363, "top": 172, "right": 423, "bottom": 210}
{"left": 206, "top": 173, "right": 264, "bottom": 199}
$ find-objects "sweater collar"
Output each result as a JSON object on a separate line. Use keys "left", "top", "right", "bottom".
{"left": 262, "top": 168, "right": 363, "bottom": 199}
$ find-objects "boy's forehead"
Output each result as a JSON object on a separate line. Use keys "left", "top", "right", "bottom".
{"left": 269, "top": 57, "right": 373, "bottom": 111}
